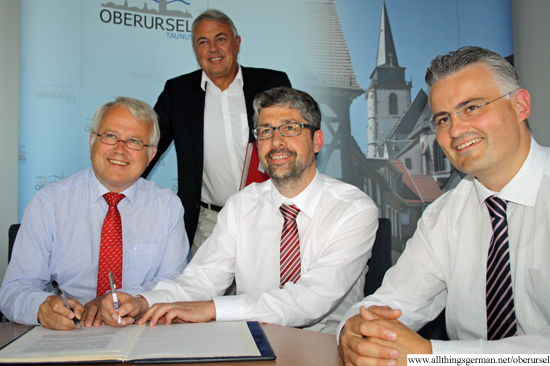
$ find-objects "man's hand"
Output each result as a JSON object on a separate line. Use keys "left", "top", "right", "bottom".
{"left": 367, "top": 315, "right": 432, "bottom": 366}
{"left": 81, "top": 294, "right": 112, "bottom": 327}
{"left": 100, "top": 291, "right": 149, "bottom": 327}
{"left": 338, "top": 305, "right": 432, "bottom": 366}
{"left": 339, "top": 306, "right": 401, "bottom": 366}
{"left": 137, "top": 301, "right": 216, "bottom": 326}
{"left": 37, "top": 295, "right": 84, "bottom": 330}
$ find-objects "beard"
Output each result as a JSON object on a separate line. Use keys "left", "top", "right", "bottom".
{"left": 261, "top": 147, "right": 316, "bottom": 188}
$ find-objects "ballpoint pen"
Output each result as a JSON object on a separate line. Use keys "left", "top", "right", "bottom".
{"left": 51, "top": 280, "right": 82, "bottom": 329}
{"left": 109, "top": 270, "right": 122, "bottom": 327}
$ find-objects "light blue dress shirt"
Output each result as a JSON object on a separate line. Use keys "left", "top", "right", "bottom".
{"left": 0, "top": 168, "right": 189, "bottom": 325}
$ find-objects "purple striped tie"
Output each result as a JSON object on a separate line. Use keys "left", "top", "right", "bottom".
{"left": 485, "top": 196, "right": 517, "bottom": 340}
{"left": 279, "top": 204, "right": 301, "bottom": 288}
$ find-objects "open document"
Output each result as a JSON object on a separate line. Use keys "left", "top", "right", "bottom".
{"left": 0, "top": 321, "right": 275, "bottom": 363}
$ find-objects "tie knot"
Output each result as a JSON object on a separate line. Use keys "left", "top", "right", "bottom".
{"left": 280, "top": 204, "right": 300, "bottom": 220}
{"left": 104, "top": 192, "right": 125, "bottom": 208}
{"left": 485, "top": 196, "right": 507, "bottom": 219}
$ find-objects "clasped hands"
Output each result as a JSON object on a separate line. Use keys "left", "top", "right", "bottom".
{"left": 338, "top": 305, "right": 432, "bottom": 366}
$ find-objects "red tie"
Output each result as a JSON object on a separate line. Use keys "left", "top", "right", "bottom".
{"left": 97, "top": 192, "right": 125, "bottom": 297}
{"left": 279, "top": 204, "right": 301, "bottom": 288}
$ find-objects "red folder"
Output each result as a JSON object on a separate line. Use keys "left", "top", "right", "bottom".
{"left": 240, "top": 142, "right": 270, "bottom": 190}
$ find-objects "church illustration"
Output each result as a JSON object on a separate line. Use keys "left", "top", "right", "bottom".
{"left": 299, "top": 1, "right": 457, "bottom": 258}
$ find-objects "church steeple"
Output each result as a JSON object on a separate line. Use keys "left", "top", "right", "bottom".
{"left": 366, "top": 1, "right": 412, "bottom": 158}
{"left": 376, "top": 1, "right": 399, "bottom": 68}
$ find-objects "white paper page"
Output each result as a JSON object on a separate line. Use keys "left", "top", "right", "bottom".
{"left": 0, "top": 325, "right": 141, "bottom": 362}
{"left": 127, "top": 321, "right": 261, "bottom": 360}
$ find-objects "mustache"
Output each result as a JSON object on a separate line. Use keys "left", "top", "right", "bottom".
{"left": 266, "top": 148, "right": 296, "bottom": 159}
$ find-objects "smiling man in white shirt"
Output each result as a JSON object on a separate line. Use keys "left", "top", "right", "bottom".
{"left": 103, "top": 87, "right": 379, "bottom": 334}
{"left": 338, "top": 46, "right": 550, "bottom": 364}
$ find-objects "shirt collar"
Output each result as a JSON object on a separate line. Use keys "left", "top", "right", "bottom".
{"left": 474, "top": 137, "right": 546, "bottom": 208}
{"left": 271, "top": 170, "right": 324, "bottom": 219}
{"left": 88, "top": 167, "right": 138, "bottom": 207}
{"left": 200, "top": 64, "right": 243, "bottom": 91}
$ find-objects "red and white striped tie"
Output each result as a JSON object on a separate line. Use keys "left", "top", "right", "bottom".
{"left": 279, "top": 204, "right": 301, "bottom": 288}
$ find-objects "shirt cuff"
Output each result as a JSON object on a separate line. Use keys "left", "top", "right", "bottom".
{"left": 431, "top": 339, "right": 483, "bottom": 354}
{"left": 336, "top": 302, "right": 363, "bottom": 345}
{"left": 29, "top": 292, "right": 53, "bottom": 326}
{"left": 212, "top": 295, "right": 245, "bottom": 322}
{"left": 138, "top": 289, "right": 173, "bottom": 307}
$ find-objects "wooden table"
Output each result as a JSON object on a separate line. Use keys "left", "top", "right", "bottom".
{"left": 0, "top": 322, "right": 343, "bottom": 365}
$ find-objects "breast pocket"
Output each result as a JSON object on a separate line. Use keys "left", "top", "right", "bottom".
{"left": 523, "top": 268, "right": 550, "bottom": 325}
{"left": 125, "top": 243, "right": 163, "bottom": 286}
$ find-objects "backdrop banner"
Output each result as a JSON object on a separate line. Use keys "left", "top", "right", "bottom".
{"left": 19, "top": 0, "right": 513, "bottom": 250}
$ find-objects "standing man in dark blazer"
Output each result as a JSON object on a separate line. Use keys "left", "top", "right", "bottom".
{"left": 143, "top": 9, "right": 291, "bottom": 255}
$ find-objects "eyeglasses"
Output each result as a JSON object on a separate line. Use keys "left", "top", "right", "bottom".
{"left": 95, "top": 133, "right": 152, "bottom": 151}
{"left": 253, "top": 122, "right": 317, "bottom": 140}
{"left": 428, "top": 90, "right": 517, "bottom": 132}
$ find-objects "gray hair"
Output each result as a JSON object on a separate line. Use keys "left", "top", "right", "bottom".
{"left": 90, "top": 96, "right": 160, "bottom": 158}
{"left": 425, "top": 46, "right": 521, "bottom": 94}
{"left": 191, "top": 9, "right": 239, "bottom": 48}
{"left": 253, "top": 87, "right": 322, "bottom": 136}
{"left": 425, "top": 46, "right": 529, "bottom": 129}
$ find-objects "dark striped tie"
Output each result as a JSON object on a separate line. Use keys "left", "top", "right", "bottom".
{"left": 279, "top": 204, "right": 301, "bottom": 288}
{"left": 485, "top": 196, "right": 517, "bottom": 340}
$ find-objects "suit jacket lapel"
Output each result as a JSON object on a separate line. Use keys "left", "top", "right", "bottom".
{"left": 191, "top": 70, "right": 206, "bottom": 172}
{"left": 242, "top": 67, "right": 259, "bottom": 143}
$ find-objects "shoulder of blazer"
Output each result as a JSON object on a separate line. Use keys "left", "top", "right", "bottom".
{"left": 241, "top": 66, "right": 287, "bottom": 82}
{"left": 164, "top": 69, "right": 204, "bottom": 96}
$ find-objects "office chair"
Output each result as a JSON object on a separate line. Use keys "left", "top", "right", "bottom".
{"left": 363, "top": 218, "right": 448, "bottom": 340}
{"left": 364, "top": 218, "right": 392, "bottom": 297}
{"left": 1, "top": 224, "right": 20, "bottom": 322}
{"left": 8, "top": 223, "right": 20, "bottom": 263}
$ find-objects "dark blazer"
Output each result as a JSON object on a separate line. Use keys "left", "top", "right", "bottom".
{"left": 143, "top": 66, "right": 291, "bottom": 241}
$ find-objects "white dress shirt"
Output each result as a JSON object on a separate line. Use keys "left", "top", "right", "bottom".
{"left": 0, "top": 168, "right": 189, "bottom": 325}
{"left": 201, "top": 65, "right": 248, "bottom": 206}
{"left": 339, "top": 137, "right": 550, "bottom": 353}
{"left": 141, "top": 171, "right": 379, "bottom": 334}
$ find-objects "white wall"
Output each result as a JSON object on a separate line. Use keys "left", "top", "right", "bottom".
{"left": 0, "top": 0, "right": 20, "bottom": 283}
{"left": 512, "top": 0, "right": 550, "bottom": 146}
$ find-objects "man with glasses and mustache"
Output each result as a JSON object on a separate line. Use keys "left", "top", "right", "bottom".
{"left": 101, "top": 87, "right": 378, "bottom": 334}
{"left": 338, "top": 46, "right": 550, "bottom": 363}
{"left": 0, "top": 97, "right": 188, "bottom": 330}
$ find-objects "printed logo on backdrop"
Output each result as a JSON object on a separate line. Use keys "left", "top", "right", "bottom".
{"left": 172, "top": 178, "right": 178, "bottom": 193}
{"left": 156, "top": 156, "right": 166, "bottom": 167}
{"left": 35, "top": 174, "right": 65, "bottom": 191}
{"left": 129, "top": 66, "right": 165, "bottom": 82}
{"left": 99, "top": 0, "right": 193, "bottom": 40}
{"left": 35, "top": 83, "right": 77, "bottom": 103}
{"left": 84, "top": 118, "right": 93, "bottom": 133}
{"left": 19, "top": 146, "right": 26, "bottom": 164}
